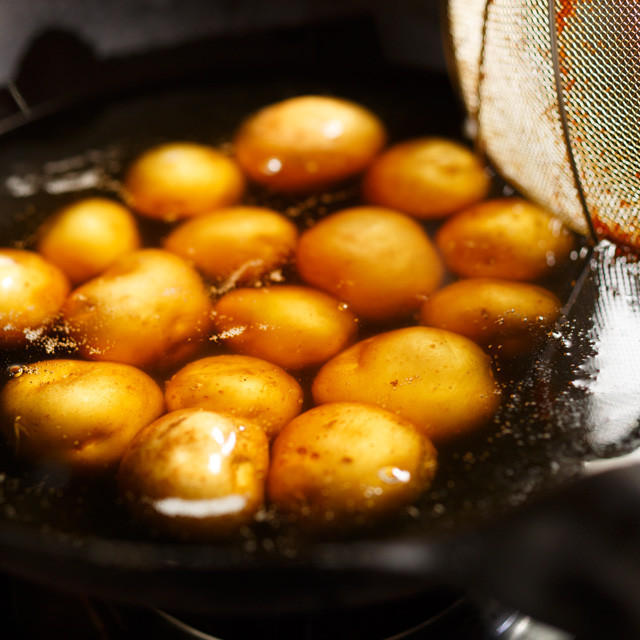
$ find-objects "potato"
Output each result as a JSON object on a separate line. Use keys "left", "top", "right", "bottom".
{"left": 118, "top": 408, "right": 269, "bottom": 538}
{"left": 436, "top": 198, "right": 575, "bottom": 280}
{"left": 37, "top": 198, "right": 140, "bottom": 284}
{"left": 123, "top": 142, "right": 245, "bottom": 221}
{"left": 312, "top": 327, "right": 500, "bottom": 443}
{"left": 234, "top": 95, "right": 386, "bottom": 192}
{"left": 362, "top": 138, "right": 489, "bottom": 219}
{"left": 420, "top": 278, "right": 561, "bottom": 358}
{"left": 0, "top": 249, "right": 69, "bottom": 348}
{"left": 0, "top": 359, "right": 163, "bottom": 470}
{"left": 63, "top": 249, "right": 213, "bottom": 369}
{"left": 164, "top": 206, "right": 297, "bottom": 286}
{"left": 212, "top": 286, "right": 358, "bottom": 370}
{"left": 296, "top": 206, "right": 443, "bottom": 321}
{"left": 268, "top": 402, "right": 437, "bottom": 527}
{"left": 165, "top": 355, "right": 303, "bottom": 439}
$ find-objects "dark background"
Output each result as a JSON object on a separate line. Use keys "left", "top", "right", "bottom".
{"left": 0, "top": 0, "right": 446, "bottom": 86}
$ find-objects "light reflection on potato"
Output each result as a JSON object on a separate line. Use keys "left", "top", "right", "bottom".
{"left": 234, "top": 95, "right": 386, "bottom": 192}
{"left": 0, "top": 359, "right": 163, "bottom": 471}
{"left": 164, "top": 206, "right": 297, "bottom": 286}
{"left": 268, "top": 402, "right": 437, "bottom": 528}
{"left": 118, "top": 408, "right": 269, "bottom": 538}
{"left": 312, "top": 327, "right": 500, "bottom": 443}
{"left": 165, "top": 355, "right": 303, "bottom": 439}
{"left": 363, "top": 138, "right": 490, "bottom": 218}
{"left": 436, "top": 198, "right": 575, "bottom": 280}
{"left": 63, "top": 249, "right": 213, "bottom": 369}
{"left": 37, "top": 198, "right": 140, "bottom": 284}
{"left": 296, "top": 206, "right": 443, "bottom": 321}
{"left": 123, "top": 142, "right": 245, "bottom": 221}
{"left": 0, "top": 249, "right": 69, "bottom": 348}
{"left": 212, "top": 286, "right": 358, "bottom": 370}
{"left": 420, "top": 278, "right": 561, "bottom": 358}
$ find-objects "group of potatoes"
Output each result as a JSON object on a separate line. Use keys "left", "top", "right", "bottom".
{"left": 0, "top": 95, "right": 575, "bottom": 538}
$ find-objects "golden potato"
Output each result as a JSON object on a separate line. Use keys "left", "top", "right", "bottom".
{"left": 0, "top": 249, "right": 69, "bottom": 348}
{"left": 363, "top": 138, "right": 490, "bottom": 219}
{"left": 37, "top": 198, "right": 140, "bottom": 284}
{"left": 296, "top": 206, "right": 443, "bottom": 321}
{"left": 268, "top": 402, "right": 437, "bottom": 527}
{"left": 212, "top": 286, "right": 358, "bottom": 370}
{"left": 420, "top": 278, "right": 561, "bottom": 358}
{"left": 165, "top": 355, "right": 303, "bottom": 439}
{"left": 312, "top": 327, "right": 500, "bottom": 443}
{"left": 436, "top": 198, "right": 575, "bottom": 280}
{"left": 118, "top": 408, "right": 269, "bottom": 538}
{"left": 0, "top": 359, "right": 163, "bottom": 470}
{"left": 234, "top": 95, "right": 386, "bottom": 192}
{"left": 63, "top": 249, "right": 213, "bottom": 369}
{"left": 123, "top": 142, "right": 245, "bottom": 221}
{"left": 164, "top": 206, "right": 298, "bottom": 286}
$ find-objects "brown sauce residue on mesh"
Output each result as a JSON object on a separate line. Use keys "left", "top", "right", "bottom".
{"left": 592, "top": 216, "right": 640, "bottom": 257}
{"left": 556, "top": 0, "right": 578, "bottom": 35}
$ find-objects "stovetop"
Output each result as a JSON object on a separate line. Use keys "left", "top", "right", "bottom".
{"left": 2, "top": 573, "right": 575, "bottom": 640}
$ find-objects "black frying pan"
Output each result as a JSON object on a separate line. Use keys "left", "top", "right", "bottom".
{"left": 1, "top": 17, "right": 640, "bottom": 638}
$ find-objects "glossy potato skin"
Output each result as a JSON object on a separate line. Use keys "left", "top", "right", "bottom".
{"left": 212, "top": 286, "right": 358, "bottom": 370}
{"left": 118, "top": 408, "right": 269, "bottom": 538}
{"left": 436, "top": 198, "right": 575, "bottom": 280}
{"left": 234, "top": 95, "right": 386, "bottom": 192}
{"left": 0, "top": 359, "right": 164, "bottom": 470}
{"left": 268, "top": 402, "right": 437, "bottom": 527}
{"left": 362, "top": 138, "right": 490, "bottom": 218}
{"left": 63, "top": 249, "right": 213, "bottom": 369}
{"left": 420, "top": 278, "right": 561, "bottom": 358}
{"left": 313, "top": 327, "right": 500, "bottom": 443}
{"left": 0, "top": 249, "right": 70, "bottom": 348}
{"left": 165, "top": 355, "right": 303, "bottom": 439}
{"left": 164, "top": 206, "right": 298, "bottom": 285}
{"left": 296, "top": 206, "right": 443, "bottom": 321}
{"left": 123, "top": 142, "right": 245, "bottom": 221}
{"left": 37, "top": 198, "right": 141, "bottom": 284}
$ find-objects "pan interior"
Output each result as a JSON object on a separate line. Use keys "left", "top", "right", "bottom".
{"left": 0, "top": 67, "right": 593, "bottom": 567}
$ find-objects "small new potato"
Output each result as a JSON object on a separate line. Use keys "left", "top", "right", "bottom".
{"left": 212, "top": 286, "right": 358, "bottom": 370}
{"left": 123, "top": 142, "right": 245, "bottom": 221}
{"left": 164, "top": 206, "right": 298, "bottom": 286}
{"left": 165, "top": 355, "right": 303, "bottom": 439}
{"left": 0, "top": 249, "right": 69, "bottom": 348}
{"left": 37, "top": 198, "right": 141, "bottom": 284}
{"left": 118, "top": 408, "right": 269, "bottom": 538}
{"left": 436, "top": 198, "right": 575, "bottom": 280}
{"left": 296, "top": 206, "right": 443, "bottom": 321}
{"left": 363, "top": 138, "right": 490, "bottom": 218}
{"left": 268, "top": 402, "right": 437, "bottom": 528}
{"left": 234, "top": 95, "right": 386, "bottom": 192}
{"left": 63, "top": 249, "right": 213, "bottom": 369}
{"left": 420, "top": 278, "right": 561, "bottom": 358}
{"left": 313, "top": 327, "right": 500, "bottom": 443}
{"left": 0, "top": 359, "right": 164, "bottom": 470}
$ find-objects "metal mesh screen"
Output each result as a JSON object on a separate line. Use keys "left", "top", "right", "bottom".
{"left": 448, "top": 0, "right": 640, "bottom": 245}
